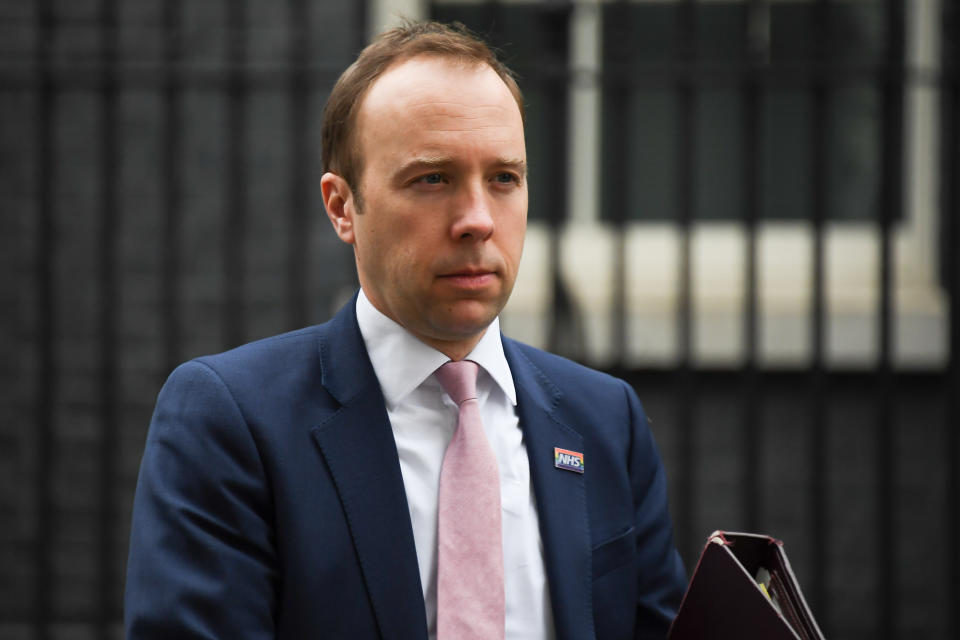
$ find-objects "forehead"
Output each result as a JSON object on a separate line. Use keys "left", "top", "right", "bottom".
{"left": 363, "top": 54, "right": 508, "bottom": 105}
{"left": 355, "top": 55, "right": 525, "bottom": 163}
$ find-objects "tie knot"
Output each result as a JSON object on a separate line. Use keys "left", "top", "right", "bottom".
{"left": 436, "top": 360, "right": 479, "bottom": 406}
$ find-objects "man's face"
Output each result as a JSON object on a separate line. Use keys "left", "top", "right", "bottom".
{"left": 327, "top": 55, "right": 527, "bottom": 356}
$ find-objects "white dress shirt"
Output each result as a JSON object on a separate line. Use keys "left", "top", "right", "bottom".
{"left": 356, "top": 290, "right": 555, "bottom": 640}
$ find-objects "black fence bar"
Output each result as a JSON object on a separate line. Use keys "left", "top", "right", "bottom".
{"left": 162, "top": 1, "right": 183, "bottom": 374}
{"left": 877, "top": 0, "right": 905, "bottom": 637}
{"left": 32, "top": 2, "right": 55, "bottom": 638}
{"left": 224, "top": 0, "right": 248, "bottom": 350}
{"left": 808, "top": 0, "right": 830, "bottom": 624}
{"left": 674, "top": 0, "right": 697, "bottom": 560}
{"left": 544, "top": 68, "right": 574, "bottom": 357}
{"left": 1, "top": 60, "right": 938, "bottom": 93}
{"left": 96, "top": 0, "right": 121, "bottom": 631}
{"left": 521, "top": 2, "right": 574, "bottom": 355}
{"left": 0, "top": 65, "right": 379, "bottom": 93}
{"left": 944, "top": 4, "right": 960, "bottom": 638}
{"left": 607, "top": 1, "right": 629, "bottom": 367}
{"left": 355, "top": 0, "right": 368, "bottom": 52}
{"left": 740, "top": 0, "right": 764, "bottom": 533}
{"left": 287, "top": 0, "right": 309, "bottom": 330}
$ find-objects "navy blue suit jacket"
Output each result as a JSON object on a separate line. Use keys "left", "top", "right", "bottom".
{"left": 125, "top": 297, "right": 686, "bottom": 639}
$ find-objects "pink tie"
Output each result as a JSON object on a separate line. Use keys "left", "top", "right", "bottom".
{"left": 435, "top": 360, "right": 505, "bottom": 640}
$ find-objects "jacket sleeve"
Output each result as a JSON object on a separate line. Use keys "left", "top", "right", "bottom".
{"left": 622, "top": 381, "right": 688, "bottom": 639}
{"left": 125, "top": 360, "right": 278, "bottom": 639}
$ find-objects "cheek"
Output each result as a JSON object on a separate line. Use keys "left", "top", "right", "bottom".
{"left": 386, "top": 242, "right": 427, "bottom": 283}
{"left": 501, "top": 217, "right": 527, "bottom": 267}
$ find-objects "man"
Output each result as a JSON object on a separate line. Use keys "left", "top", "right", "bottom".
{"left": 125, "top": 21, "right": 686, "bottom": 640}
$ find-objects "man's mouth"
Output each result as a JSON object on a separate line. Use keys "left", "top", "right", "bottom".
{"left": 438, "top": 269, "right": 497, "bottom": 289}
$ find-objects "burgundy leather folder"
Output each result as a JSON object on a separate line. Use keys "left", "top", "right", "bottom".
{"left": 667, "top": 531, "right": 826, "bottom": 640}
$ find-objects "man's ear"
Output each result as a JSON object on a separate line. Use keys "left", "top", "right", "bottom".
{"left": 321, "top": 172, "right": 358, "bottom": 245}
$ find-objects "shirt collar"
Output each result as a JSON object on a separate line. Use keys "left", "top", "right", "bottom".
{"left": 355, "top": 288, "right": 517, "bottom": 409}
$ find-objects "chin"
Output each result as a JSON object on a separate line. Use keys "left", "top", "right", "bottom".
{"left": 434, "top": 306, "right": 500, "bottom": 339}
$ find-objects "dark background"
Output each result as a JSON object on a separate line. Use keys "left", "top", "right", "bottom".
{"left": 1, "top": 1, "right": 957, "bottom": 638}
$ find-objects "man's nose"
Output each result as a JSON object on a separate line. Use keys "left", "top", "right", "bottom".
{"left": 450, "top": 184, "right": 495, "bottom": 241}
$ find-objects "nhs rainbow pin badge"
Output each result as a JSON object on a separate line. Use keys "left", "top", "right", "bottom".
{"left": 554, "top": 447, "right": 584, "bottom": 474}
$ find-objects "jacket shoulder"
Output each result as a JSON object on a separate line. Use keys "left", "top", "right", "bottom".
{"left": 196, "top": 325, "right": 322, "bottom": 370}
{"left": 164, "top": 324, "right": 336, "bottom": 401}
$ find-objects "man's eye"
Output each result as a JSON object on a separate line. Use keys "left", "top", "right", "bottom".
{"left": 494, "top": 173, "right": 518, "bottom": 184}
{"left": 419, "top": 173, "right": 444, "bottom": 184}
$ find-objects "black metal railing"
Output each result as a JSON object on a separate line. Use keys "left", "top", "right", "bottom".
{"left": 1, "top": 1, "right": 956, "bottom": 638}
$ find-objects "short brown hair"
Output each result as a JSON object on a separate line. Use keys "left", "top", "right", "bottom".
{"left": 320, "top": 20, "right": 525, "bottom": 203}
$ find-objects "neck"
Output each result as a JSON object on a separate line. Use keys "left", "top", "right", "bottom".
{"left": 417, "top": 330, "right": 487, "bottom": 362}
{"left": 358, "top": 285, "right": 494, "bottom": 363}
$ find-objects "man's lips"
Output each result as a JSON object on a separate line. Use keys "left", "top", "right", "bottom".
{"left": 437, "top": 269, "right": 497, "bottom": 289}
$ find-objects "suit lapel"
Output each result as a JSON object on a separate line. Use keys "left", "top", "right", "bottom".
{"left": 504, "top": 340, "right": 595, "bottom": 640}
{"left": 311, "top": 298, "right": 427, "bottom": 640}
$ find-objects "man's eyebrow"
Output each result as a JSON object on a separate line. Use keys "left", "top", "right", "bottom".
{"left": 395, "top": 156, "right": 528, "bottom": 176}
{"left": 397, "top": 156, "right": 454, "bottom": 174}
{"left": 498, "top": 158, "right": 527, "bottom": 177}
